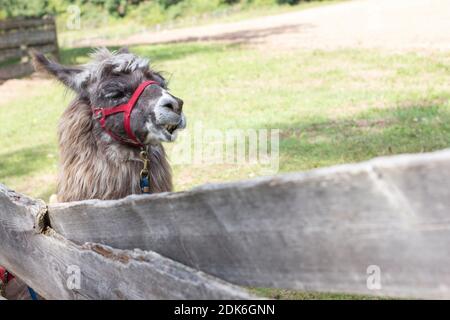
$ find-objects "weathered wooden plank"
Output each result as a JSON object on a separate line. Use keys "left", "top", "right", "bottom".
{"left": 0, "top": 185, "right": 254, "bottom": 300}
{"left": 0, "top": 17, "right": 59, "bottom": 75}
{"left": 0, "top": 62, "right": 34, "bottom": 80}
{"left": 29, "top": 43, "right": 58, "bottom": 57}
{"left": 0, "top": 28, "right": 56, "bottom": 49}
{"left": 49, "top": 149, "right": 450, "bottom": 299}
{"left": 0, "top": 44, "right": 57, "bottom": 64}
{"left": 0, "top": 47, "right": 22, "bottom": 63}
{"left": 0, "top": 17, "right": 54, "bottom": 31}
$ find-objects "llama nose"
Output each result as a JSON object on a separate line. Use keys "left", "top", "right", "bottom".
{"left": 174, "top": 97, "right": 184, "bottom": 113}
{"left": 163, "top": 96, "right": 183, "bottom": 114}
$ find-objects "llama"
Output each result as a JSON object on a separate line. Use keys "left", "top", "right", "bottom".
{"left": 32, "top": 47, "right": 186, "bottom": 202}
{"left": 2, "top": 48, "right": 186, "bottom": 299}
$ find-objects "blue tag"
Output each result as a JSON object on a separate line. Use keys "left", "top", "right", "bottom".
{"left": 140, "top": 176, "right": 150, "bottom": 194}
{"left": 28, "top": 286, "right": 38, "bottom": 300}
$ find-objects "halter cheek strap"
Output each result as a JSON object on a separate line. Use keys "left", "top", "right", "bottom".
{"left": 93, "top": 80, "right": 159, "bottom": 148}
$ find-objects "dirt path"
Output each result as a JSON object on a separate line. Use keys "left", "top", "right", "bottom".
{"left": 2, "top": 0, "right": 450, "bottom": 101}
{"left": 91, "top": 0, "right": 450, "bottom": 52}
{"left": 0, "top": 75, "right": 53, "bottom": 107}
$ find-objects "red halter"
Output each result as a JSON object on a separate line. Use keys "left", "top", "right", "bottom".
{"left": 93, "top": 80, "right": 159, "bottom": 148}
{"left": 0, "top": 266, "right": 14, "bottom": 283}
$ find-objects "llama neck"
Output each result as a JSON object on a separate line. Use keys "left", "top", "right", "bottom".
{"left": 57, "top": 98, "right": 172, "bottom": 202}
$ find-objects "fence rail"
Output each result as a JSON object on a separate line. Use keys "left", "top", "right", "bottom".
{"left": 0, "top": 17, "right": 58, "bottom": 81}
{"left": 0, "top": 185, "right": 254, "bottom": 299}
{"left": 2, "top": 149, "right": 450, "bottom": 299}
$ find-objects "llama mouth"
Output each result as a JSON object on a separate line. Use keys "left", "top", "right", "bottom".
{"left": 164, "top": 124, "right": 178, "bottom": 135}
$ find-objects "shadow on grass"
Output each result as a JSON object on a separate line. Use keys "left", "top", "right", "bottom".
{"left": 274, "top": 101, "right": 450, "bottom": 173}
{"left": 157, "top": 23, "right": 312, "bottom": 46}
{"left": 60, "top": 42, "right": 232, "bottom": 65}
{"left": 0, "top": 143, "right": 56, "bottom": 181}
{"left": 59, "top": 22, "right": 309, "bottom": 65}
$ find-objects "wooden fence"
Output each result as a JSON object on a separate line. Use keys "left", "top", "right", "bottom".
{"left": 0, "top": 17, "right": 59, "bottom": 81}
{"left": 1, "top": 149, "right": 450, "bottom": 299}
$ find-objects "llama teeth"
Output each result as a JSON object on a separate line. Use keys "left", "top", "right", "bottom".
{"left": 165, "top": 124, "right": 177, "bottom": 134}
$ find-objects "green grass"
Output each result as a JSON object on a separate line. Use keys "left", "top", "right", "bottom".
{"left": 1, "top": 43, "right": 449, "bottom": 299}
{"left": 2, "top": 43, "right": 450, "bottom": 200}
{"left": 250, "top": 288, "right": 395, "bottom": 300}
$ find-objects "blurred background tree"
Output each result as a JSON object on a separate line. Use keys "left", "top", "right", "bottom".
{"left": 0, "top": 0, "right": 319, "bottom": 19}
{"left": 0, "top": 0, "right": 51, "bottom": 18}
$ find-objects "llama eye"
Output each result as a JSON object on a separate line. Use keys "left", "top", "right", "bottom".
{"left": 104, "top": 91, "right": 124, "bottom": 99}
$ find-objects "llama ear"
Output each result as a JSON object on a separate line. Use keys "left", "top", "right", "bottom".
{"left": 116, "top": 47, "right": 130, "bottom": 54}
{"left": 31, "top": 50, "right": 88, "bottom": 92}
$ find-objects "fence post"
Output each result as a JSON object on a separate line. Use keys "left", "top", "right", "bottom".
{"left": 0, "top": 16, "right": 59, "bottom": 81}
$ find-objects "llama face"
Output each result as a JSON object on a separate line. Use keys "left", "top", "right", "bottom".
{"left": 138, "top": 86, "right": 187, "bottom": 144}
{"left": 88, "top": 60, "right": 186, "bottom": 145}
{"left": 32, "top": 47, "right": 186, "bottom": 146}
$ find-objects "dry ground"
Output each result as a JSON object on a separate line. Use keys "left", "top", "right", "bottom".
{"left": 92, "top": 0, "right": 450, "bottom": 51}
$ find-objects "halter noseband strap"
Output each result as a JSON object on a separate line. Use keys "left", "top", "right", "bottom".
{"left": 93, "top": 80, "right": 159, "bottom": 148}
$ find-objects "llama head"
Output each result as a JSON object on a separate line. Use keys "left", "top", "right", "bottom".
{"left": 32, "top": 47, "right": 186, "bottom": 145}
